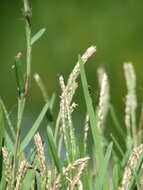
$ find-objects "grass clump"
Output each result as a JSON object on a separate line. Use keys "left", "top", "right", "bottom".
{"left": 1, "top": 1, "right": 143, "bottom": 190}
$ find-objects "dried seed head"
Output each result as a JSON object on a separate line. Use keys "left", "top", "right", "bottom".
{"left": 64, "top": 157, "right": 89, "bottom": 173}
{"left": 34, "top": 133, "right": 47, "bottom": 189}
{"left": 59, "top": 75, "right": 66, "bottom": 92}
{"left": 69, "top": 161, "right": 87, "bottom": 190}
{"left": 34, "top": 73, "right": 40, "bottom": 82}
{"left": 59, "top": 46, "right": 96, "bottom": 162}
{"left": 124, "top": 62, "right": 137, "bottom": 147}
{"left": 15, "top": 160, "right": 28, "bottom": 190}
{"left": 119, "top": 144, "right": 143, "bottom": 189}
{"left": 53, "top": 157, "right": 89, "bottom": 189}
{"left": 66, "top": 46, "right": 96, "bottom": 101}
{"left": 84, "top": 114, "right": 89, "bottom": 153}
{"left": 2, "top": 146, "right": 12, "bottom": 184}
{"left": 98, "top": 73, "right": 108, "bottom": 133}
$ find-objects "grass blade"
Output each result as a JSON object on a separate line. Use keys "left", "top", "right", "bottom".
{"left": 14, "top": 52, "right": 25, "bottom": 94}
{"left": 110, "top": 133, "right": 124, "bottom": 157}
{"left": 20, "top": 103, "right": 49, "bottom": 153}
{"left": 95, "top": 142, "right": 113, "bottom": 190}
{"left": 121, "top": 142, "right": 133, "bottom": 168}
{"left": 79, "top": 55, "right": 109, "bottom": 189}
{"left": 46, "top": 127, "right": 65, "bottom": 189}
{"left": 31, "top": 28, "right": 47, "bottom": 45}
{"left": 5, "top": 132, "right": 14, "bottom": 153}
{"left": 46, "top": 127, "right": 63, "bottom": 174}
{"left": 0, "top": 99, "right": 16, "bottom": 140}
{"left": 112, "top": 163, "right": 120, "bottom": 190}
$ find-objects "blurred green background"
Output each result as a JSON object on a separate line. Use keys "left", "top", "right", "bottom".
{"left": 0, "top": 0, "right": 143, "bottom": 138}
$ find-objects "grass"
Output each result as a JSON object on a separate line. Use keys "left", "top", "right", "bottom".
{"left": 0, "top": 0, "right": 143, "bottom": 190}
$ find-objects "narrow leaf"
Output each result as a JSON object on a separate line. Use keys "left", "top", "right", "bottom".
{"left": 31, "top": 28, "right": 47, "bottom": 45}
{"left": 110, "top": 133, "right": 124, "bottom": 157}
{"left": 0, "top": 98, "right": 16, "bottom": 139}
{"left": 20, "top": 103, "right": 49, "bottom": 153}
{"left": 79, "top": 55, "right": 103, "bottom": 167}
{"left": 46, "top": 127, "right": 63, "bottom": 174}
{"left": 46, "top": 127, "right": 65, "bottom": 189}
{"left": 121, "top": 142, "right": 133, "bottom": 168}
{"left": 79, "top": 55, "right": 109, "bottom": 189}
{"left": 95, "top": 142, "right": 113, "bottom": 190}
{"left": 112, "top": 163, "right": 120, "bottom": 190}
{"left": 14, "top": 52, "right": 25, "bottom": 94}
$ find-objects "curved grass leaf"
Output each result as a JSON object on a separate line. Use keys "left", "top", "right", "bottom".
{"left": 110, "top": 133, "right": 124, "bottom": 157}
{"left": 79, "top": 55, "right": 109, "bottom": 189}
{"left": 20, "top": 103, "right": 49, "bottom": 153}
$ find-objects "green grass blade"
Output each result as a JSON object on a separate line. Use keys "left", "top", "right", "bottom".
{"left": 121, "top": 142, "right": 133, "bottom": 168}
{"left": 0, "top": 168, "right": 6, "bottom": 190}
{"left": 14, "top": 52, "right": 25, "bottom": 94}
{"left": 0, "top": 102, "right": 14, "bottom": 153}
{"left": 46, "top": 93, "right": 56, "bottom": 122}
{"left": 112, "top": 163, "right": 120, "bottom": 190}
{"left": 46, "top": 127, "right": 65, "bottom": 189}
{"left": 110, "top": 133, "right": 124, "bottom": 157}
{"left": 79, "top": 55, "right": 109, "bottom": 189}
{"left": 0, "top": 98, "right": 16, "bottom": 140}
{"left": 95, "top": 142, "right": 113, "bottom": 190}
{"left": 21, "top": 169, "right": 33, "bottom": 190}
{"left": 46, "top": 127, "right": 63, "bottom": 174}
{"left": 20, "top": 103, "right": 49, "bottom": 153}
{"left": 79, "top": 55, "right": 103, "bottom": 166}
{"left": 5, "top": 132, "right": 14, "bottom": 153}
{"left": 31, "top": 28, "right": 47, "bottom": 45}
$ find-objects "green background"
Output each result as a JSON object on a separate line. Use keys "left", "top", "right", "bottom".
{"left": 0, "top": 0, "right": 143, "bottom": 136}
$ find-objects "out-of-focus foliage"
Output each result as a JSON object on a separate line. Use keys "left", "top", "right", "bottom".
{"left": 0, "top": 0, "right": 143, "bottom": 121}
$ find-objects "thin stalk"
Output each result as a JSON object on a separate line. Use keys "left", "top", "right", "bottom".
{"left": 12, "top": 97, "right": 25, "bottom": 186}
{"left": 12, "top": 0, "right": 32, "bottom": 187}
{"left": 24, "top": 0, "right": 32, "bottom": 96}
